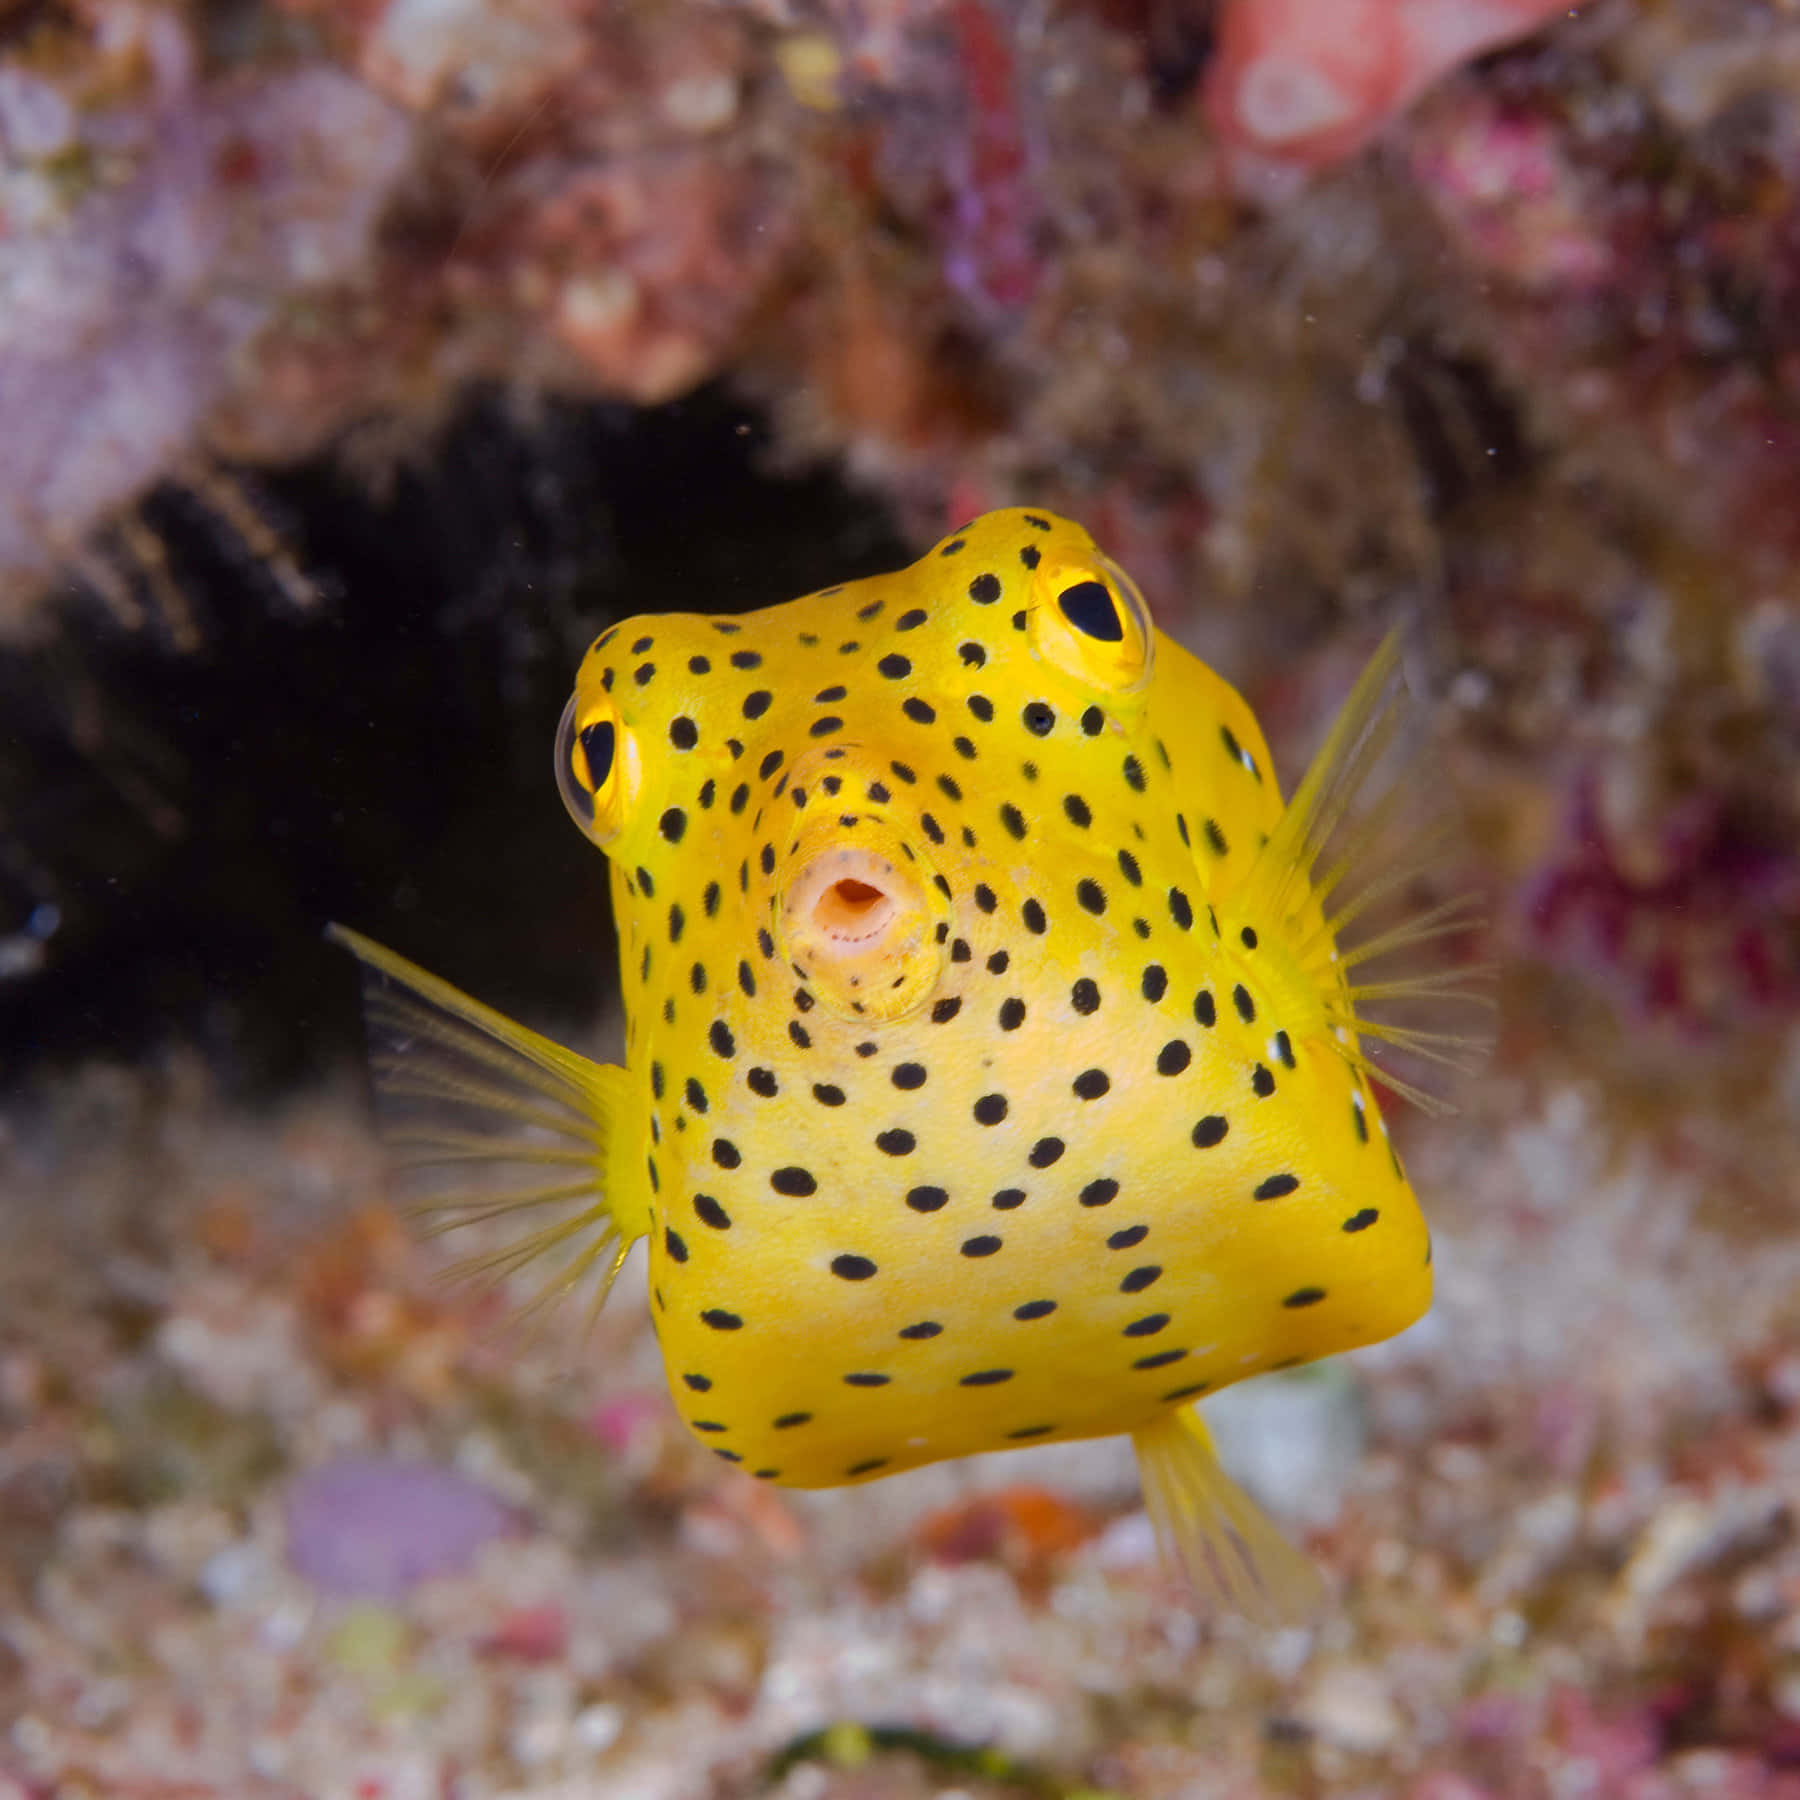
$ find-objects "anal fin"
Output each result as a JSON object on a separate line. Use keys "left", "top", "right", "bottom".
{"left": 1132, "top": 1406, "right": 1326, "bottom": 1625}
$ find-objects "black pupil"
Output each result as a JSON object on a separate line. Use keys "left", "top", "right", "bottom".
{"left": 1058, "top": 579, "right": 1123, "bottom": 642}
{"left": 579, "top": 719, "right": 617, "bottom": 789}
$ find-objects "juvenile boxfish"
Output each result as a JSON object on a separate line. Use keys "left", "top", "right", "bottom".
{"left": 333, "top": 508, "right": 1479, "bottom": 1619}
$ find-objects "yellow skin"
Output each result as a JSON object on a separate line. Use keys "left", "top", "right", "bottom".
{"left": 559, "top": 508, "right": 1428, "bottom": 1484}
{"left": 335, "top": 508, "right": 1439, "bottom": 1617}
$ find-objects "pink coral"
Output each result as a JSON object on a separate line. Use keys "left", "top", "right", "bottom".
{"left": 1205, "top": 0, "right": 1573, "bottom": 173}
{"left": 1523, "top": 767, "right": 1800, "bottom": 1031}
{"left": 1412, "top": 94, "right": 1615, "bottom": 292}
{"left": 941, "top": 0, "right": 1044, "bottom": 315}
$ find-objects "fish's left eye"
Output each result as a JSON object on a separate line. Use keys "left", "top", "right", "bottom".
{"left": 1058, "top": 580, "right": 1123, "bottom": 642}
{"left": 1028, "top": 553, "right": 1154, "bottom": 694}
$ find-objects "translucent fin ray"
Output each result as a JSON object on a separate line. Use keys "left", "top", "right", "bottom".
{"left": 1234, "top": 632, "right": 1491, "bottom": 1111}
{"left": 1132, "top": 1407, "right": 1325, "bottom": 1625}
{"left": 328, "top": 924, "right": 635, "bottom": 1327}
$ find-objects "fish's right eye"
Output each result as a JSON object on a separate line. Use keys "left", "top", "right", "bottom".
{"left": 556, "top": 694, "right": 628, "bottom": 845}
{"left": 579, "top": 720, "right": 616, "bottom": 788}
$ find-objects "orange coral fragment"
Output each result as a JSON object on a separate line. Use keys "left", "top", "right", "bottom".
{"left": 914, "top": 1484, "right": 1099, "bottom": 1575}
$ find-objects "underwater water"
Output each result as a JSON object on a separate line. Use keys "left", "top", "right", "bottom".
{"left": 5, "top": 5, "right": 1800, "bottom": 1798}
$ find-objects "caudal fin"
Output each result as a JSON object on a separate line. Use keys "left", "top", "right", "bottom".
{"left": 327, "top": 925, "right": 638, "bottom": 1328}
{"left": 1132, "top": 1406, "right": 1326, "bottom": 1624}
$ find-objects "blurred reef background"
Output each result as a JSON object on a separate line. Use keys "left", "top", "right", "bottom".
{"left": 7, "top": 1, "right": 1800, "bottom": 1795}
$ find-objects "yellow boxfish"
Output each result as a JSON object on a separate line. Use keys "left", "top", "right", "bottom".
{"left": 332, "top": 508, "right": 1477, "bottom": 1620}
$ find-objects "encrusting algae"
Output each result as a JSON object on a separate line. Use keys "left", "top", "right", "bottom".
{"left": 331, "top": 508, "right": 1483, "bottom": 1620}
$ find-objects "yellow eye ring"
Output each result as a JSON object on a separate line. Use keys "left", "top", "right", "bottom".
{"left": 1027, "top": 552, "right": 1155, "bottom": 693}
{"left": 556, "top": 693, "right": 628, "bottom": 845}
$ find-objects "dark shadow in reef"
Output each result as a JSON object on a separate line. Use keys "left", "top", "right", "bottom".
{"left": 0, "top": 384, "right": 907, "bottom": 1096}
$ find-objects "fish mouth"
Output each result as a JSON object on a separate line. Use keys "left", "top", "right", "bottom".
{"left": 774, "top": 803, "right": 951, "bottom": 1025}
{"left": 803, "top": 868, "right": 900, "bottom": 948}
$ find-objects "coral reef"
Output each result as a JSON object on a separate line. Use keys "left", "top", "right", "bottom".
{"left": 6, "top": 1, "right": 1800, "bottom": 1795}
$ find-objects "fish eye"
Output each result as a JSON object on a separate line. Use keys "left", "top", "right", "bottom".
{"left": 1057, "top": 580, "right": 1123, "bottom": 642}
{"left": 1027, "top": 553, "right": 1154, "bottom": 694}
{"left": 579, "top": 719, "right": 616, "bottom": 788}
{"left": 556, "top": 692, "right": 629, "bottom": 845}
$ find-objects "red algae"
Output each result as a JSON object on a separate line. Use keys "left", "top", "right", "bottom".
{"left": 1205, "top": 0, "right": 1573, "bottom": 176}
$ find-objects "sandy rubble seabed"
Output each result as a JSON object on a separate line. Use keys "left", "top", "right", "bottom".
{"left": 2, "top": 1022, "right": 1800, "bottom": 1799}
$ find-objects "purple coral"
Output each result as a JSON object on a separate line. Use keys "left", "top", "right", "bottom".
{"left": 284, "top": 1456, "right": 517, "bottom": 1601}
{"left": 0, "top": 43, "right": 411, "bottom": 609}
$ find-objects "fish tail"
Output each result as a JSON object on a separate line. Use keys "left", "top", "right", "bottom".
{"left": 1131, "top": 1406, "right": 1325, "bottom": 1625}
{"left": 327, "top": 924, "right": 641, "bottom": 1329}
